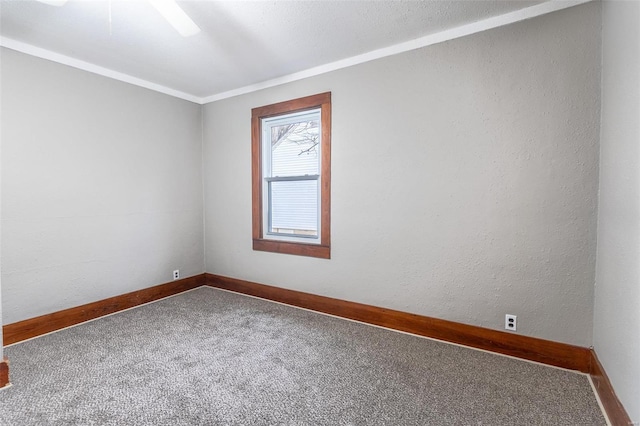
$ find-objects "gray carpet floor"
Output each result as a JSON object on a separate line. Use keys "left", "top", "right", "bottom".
{"left": 0, "top": 287, "right": 606, "bottom": 425}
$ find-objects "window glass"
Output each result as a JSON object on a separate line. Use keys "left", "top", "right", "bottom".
{"left": 251, "top": 92, "right": 331, "bottom": 259}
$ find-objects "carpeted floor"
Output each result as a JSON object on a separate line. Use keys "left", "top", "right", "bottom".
{"left": 0, "top": 287, "right": 606, "bottom": 425}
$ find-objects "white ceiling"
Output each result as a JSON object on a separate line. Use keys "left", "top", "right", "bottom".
{"left": 1, "top": 0, "right": 583, "bottom": 103}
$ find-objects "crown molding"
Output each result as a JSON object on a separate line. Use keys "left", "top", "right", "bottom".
{"left": 201, "top": 0, "right": 593, "bottom": 104}
{"left": 1, "top": 0, "right": 593, "bottom": 105}
{"left": 0, "top": 37, "right": 203, "bottom": 104}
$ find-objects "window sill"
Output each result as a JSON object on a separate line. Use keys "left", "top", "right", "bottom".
{"left": 253, "top": 238, "right": 330, "bottom": 259}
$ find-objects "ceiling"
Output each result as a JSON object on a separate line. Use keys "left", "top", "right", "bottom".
{"left": 1, "top": 0, "right": 576, "bottom": 103}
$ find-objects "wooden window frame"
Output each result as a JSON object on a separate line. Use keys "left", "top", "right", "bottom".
{"left": 251, "top": 92, "right": 331, "bottom": 259}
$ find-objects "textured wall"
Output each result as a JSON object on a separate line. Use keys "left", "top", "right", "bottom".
{"left": 594, "top": 0, "right": 640, "bottom": 422}
{"left": 0, "top": 145, "right": 2, "bottom": 355}
{"left": 203, "top": 3, "right": 601, "bottom": 346}
{"left": 1, "top": 48, "right": 204, "bottom": 324}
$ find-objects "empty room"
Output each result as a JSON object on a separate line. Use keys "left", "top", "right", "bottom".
{"left": 0, "top": 0, "right": 638, "bottom": 424}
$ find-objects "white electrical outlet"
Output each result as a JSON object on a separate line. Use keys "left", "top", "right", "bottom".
{"left": 173, "top": 270, "right": 180, "bottom": 280}
{"left": 505, "top": 314, "right": 517, "bottom": 331}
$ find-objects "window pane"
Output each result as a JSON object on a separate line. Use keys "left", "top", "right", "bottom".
{"left": 271, "top": 120, "right": 319, "bottom": 177}
{"left": 270, "top": 180, "right": 318, "bottom": 236}
{"left": 252, "top": 92, "right": 330, "bottom": 257}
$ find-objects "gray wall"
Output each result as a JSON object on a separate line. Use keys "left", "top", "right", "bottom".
{"left": 0, "top": 136, "right": 2, "bottom": 357}
{"left": 594, "top": 0, "right": 640, "bottom": 422}
{"left": 203, "top": 3, "right": 601, "bottom": 346}
{"left": 1, "top": 48, "right": 204, "bottom": 324}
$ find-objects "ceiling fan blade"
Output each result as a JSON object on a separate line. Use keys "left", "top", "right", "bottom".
{"left": 148, "top": 0, "right": 200, "bottom": 37}
{"left": 33, "top": 0, "right": 200, "bottom": 38}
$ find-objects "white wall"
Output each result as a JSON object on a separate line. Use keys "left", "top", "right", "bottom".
{"left": 1, "top": 48, "right": 204, "bottom": 325}
{"left": 203, "top": 3, "right": 601, "bottom": 346}
{"left": 594, "top": 0, "right": 640, "bottom": 422}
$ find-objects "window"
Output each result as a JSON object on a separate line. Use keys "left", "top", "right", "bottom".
{"left": 252, "top": 92, "right": 331, "bottom": 258}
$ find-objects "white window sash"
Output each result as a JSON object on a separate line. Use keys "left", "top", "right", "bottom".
{"left": 261, "top": 109, "right": 322, "bottom": 244}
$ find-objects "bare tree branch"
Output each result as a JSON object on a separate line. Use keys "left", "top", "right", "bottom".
{"left": 298, "top": 142, "right": 319, "bottom": 156}
{"left": 272, "top": 120, "right": 320, "bottom": 156}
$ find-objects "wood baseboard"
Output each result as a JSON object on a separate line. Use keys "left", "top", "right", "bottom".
{"left": 206, "top": 273, "right": 636, "bottom": 424}
{"left": 205, "top": 273, "right": 591, "bottom": 372}
{"left": 0, "top": 357, "right": 8, "bottom": 388}
{"left": 3, "top": 274, "right": 206, "bottom": 346}
{"left": 590, "top": 350, "right": 633, "bottom": 425}
{"left": 1, "top": 271, "right": 630, "bottom": 423}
